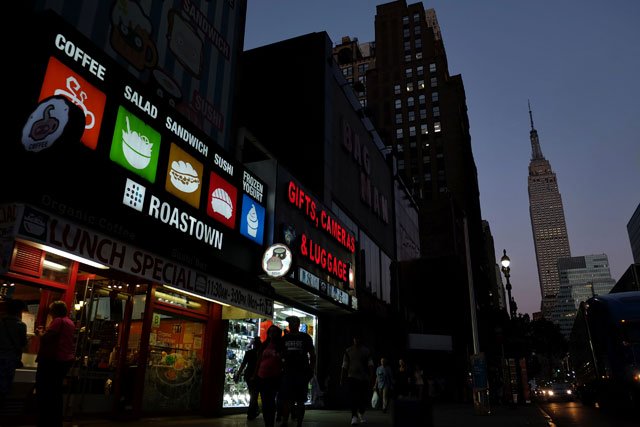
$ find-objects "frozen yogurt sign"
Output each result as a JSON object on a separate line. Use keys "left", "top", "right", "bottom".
{"left": 262, "top": 244, "right": 292, "bottom": 278}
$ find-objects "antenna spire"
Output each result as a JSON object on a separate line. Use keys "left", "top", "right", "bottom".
{"left": 528, "top": 100, "right": 544, "bottom": 160}
{"left": 528, "top": 99, "right": 535, "bottom": 130}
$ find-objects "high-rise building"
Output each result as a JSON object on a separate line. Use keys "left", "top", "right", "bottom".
{"left": 334, "top": 0, "right": 496, "bottom": 400}
{"left": 553, "top": 254, "right": 616, "bottom": 337}
{"left": 526, "top": 103, "right": 571, "bottom": 316}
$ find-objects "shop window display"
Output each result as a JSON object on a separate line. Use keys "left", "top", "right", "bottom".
{"left": 223, "top": 318, "right": 259, "bottom": 408}
{"left": 223, "top": 304, "right": 317, "bottom": 408}
{"left": 143, "top": 310, "right": 204, "bottom": 412}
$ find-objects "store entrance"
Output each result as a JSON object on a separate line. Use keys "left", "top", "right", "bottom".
{"left": 68, "top": 275, "right": 147, "bottom": 416}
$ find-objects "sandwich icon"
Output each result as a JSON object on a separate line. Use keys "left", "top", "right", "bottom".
{"left": 169, "top": 160, "right": 200, "bottom": 193}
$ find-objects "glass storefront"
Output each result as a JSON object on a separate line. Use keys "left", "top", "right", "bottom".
{"left": 222, "top": 302, "right": 317, "bottom": 408}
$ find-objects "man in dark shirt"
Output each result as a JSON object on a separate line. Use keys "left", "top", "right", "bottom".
{"left": 279, "top": 316, "right": 316, "bottom": 427}
{"left": 235, "top": 336, "right": 261, "bottom": 420}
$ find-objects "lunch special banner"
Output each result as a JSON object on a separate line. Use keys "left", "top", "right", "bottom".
{"left": 8, "top": 203, "right": 273, "bottom": 318}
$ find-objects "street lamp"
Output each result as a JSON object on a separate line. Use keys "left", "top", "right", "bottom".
{"left": 500, "top": 249, "right": 515, "bottom": 319}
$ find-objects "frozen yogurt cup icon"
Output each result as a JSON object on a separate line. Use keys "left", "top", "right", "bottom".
{"left": 246, "top": 204, "right": 259, "bottom": 237}
{"left": 23, "top": 214, "right": 46, "bottom": 236}
{"left": 170, "top": 160, "right": 200, "bottom": 193}
{"left": 211, "top": 188, "right": 233, "bottom": 219}
{"left": 122, "top": 116, "right": 153, "bottom": 169}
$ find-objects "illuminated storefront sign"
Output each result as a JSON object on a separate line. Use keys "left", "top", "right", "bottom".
{"left": 11, "top": 16, "right": 268, "bottom": 283}
{"left": 39, "top": 56, "right": 106, "bottom": 150}
{"left": 287, "top": 180, "right": 355, "bottom": 253}
{"left": 8, "top": 204, "right": 272, "bottom": 317}
{"left": 262, "top": 243, "right": 292, "bottom": 278}
{"left": 299, "top": 233, "right": 348, "bottom": 282}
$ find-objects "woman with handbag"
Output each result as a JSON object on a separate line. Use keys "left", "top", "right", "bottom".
{"left": 35, "top": 300, "right": 75, "bottom": 427}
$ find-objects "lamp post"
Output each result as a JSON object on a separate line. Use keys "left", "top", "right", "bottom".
{"left": 500, "top": 249, "right": 515, "bottom": 319}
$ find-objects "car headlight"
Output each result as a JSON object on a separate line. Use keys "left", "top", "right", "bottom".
{"left": 548, "top": 390, "right": 554, "bottom": 396}
{"left": 566, "top": 390, "right": 572, "bottom": 395}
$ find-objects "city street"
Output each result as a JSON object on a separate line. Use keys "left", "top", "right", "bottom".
{"left": 539, "top": 401, "right": 639, "bottom": 427}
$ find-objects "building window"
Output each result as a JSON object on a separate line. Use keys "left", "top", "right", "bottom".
{"left": 402, "top": 16, "right": 409, "bottom": 25}
{"left": 413, "top": 13, "right": 420, "bottom": 22}
{"left": 408, "top": 111, "right": 415, "bottom": 122}
{"left": 429, "top": 62, "right": 436, "bottom": 73}
{"left": 418, "top": 80, "right": 425, "bottom": 90}
{"left": 421, "top": 124, "right": 428, "bottom": 134}
{"left": 406, "top": 82, "right": 414, "bottom": 92}
{"left": 430, "top": 77, "right": 438, "bottom": 87}
{"left": 417, "top": 65, "right": 424, "bottom": 76}
{"left": 395, "top": 99, "right": 402, "bottom": 109}
{"left": 415, "top": 52, "right": 423, "bottom": 60}
{"left": 360, "top": 99, "right": 367, "bottom": 108}
{"left": 398, "top": 159, "right": 405, "bottom": 170}
{"left": 405, "top": 68, "right": 413, "bottom": 78}
{"left": 404, "top": 41, "right": 411, "bottom": 52}
{"left": 414, "top": 26, "right": 421, "bottom": 36}
{"left": 424, "top": 173, "right": 431, "bottom": 181}
{"left": 396, "top": 128, "right": 403, "bottom": 140}
{"left": 432, "top": 92, "right": 439, "bottom": 102}
{"left": 342, "top": 66, "right": 352, "bottom": 77}
{"left": 395, "top": 113, "right": 403, "bottom": 124}
{"left": 409, "top": 126, "right": 416, "bottom": 137}
{"left": 433, "top": 106, "right": 440, "bottom": 117}
{"left": 415, "top": 39, "right": 422, "bottom": 49}
{"left": 418, "top": 94, "right": 426, "bottom": 105}
{"left": 403, "top": 28, "right": 410, "bottom": 38}
{"left": 419, "top": 109, "right": 427, "bottom": 120}
{"left": 358, "top": 63, "right": 369, "bottom": 74}
{"left": 405, "top": 54, "right": 412, "bottom": 62}
{"left": 407, "top": 97, "right": 415, "bottom": 107}
{"left": 434, "top": 122, "right": 442, "bottom": 132}
{"left": 397, "top": 144, "right": 404, "bottom": 153}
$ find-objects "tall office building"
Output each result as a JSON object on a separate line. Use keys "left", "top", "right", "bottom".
{"left": 334, "top": 1, "right": 494, "bottom": 399}
{"left": 527, "top": 103, "right": 571, "bottom": 316}
{"left": 553, "top": 254, "right": 616, "bottom": 337}
{"left": 335, "top": 1, "right": 484, "bottom": 264}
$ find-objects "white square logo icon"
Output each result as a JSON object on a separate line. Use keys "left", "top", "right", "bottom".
{"left": 123, "top": 178, "right": 146, "bottom": 212}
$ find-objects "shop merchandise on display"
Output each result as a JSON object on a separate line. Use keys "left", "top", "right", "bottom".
{"left": 223, "top": 318, "right": 259, "bottom": 408}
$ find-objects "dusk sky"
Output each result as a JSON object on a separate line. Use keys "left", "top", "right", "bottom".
{"left": 243, "top": 0, "right": 640, "bottom": 316}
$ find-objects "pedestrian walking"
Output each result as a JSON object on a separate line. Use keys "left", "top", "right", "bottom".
{"left": 0, "top": 299, "right": 28, "bottom": 408}
{"left": 256, "top": 325, "right": 284, "bottom": 427}
{"left": 279, "top": 315, "right": 316, "bottom": 427}
{"left": 340, "top": 333, "right": 375, "bottom": 426}
{"left": 414, "top": 363, "right": 425, "bottom": 400}
{"left": 395, "top": 358, "right": 411, "bottom": 398}
{"left": 373, "top": 357, "right": 394, "bottom": 413}
{"left": 234, "top": 336, "right": 262, "bottom": 420}
{"left": 35, "top": 300, "right": 76, "bottom": 427}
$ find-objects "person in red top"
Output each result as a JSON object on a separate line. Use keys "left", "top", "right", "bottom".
{"left": 35, "top": 300, "right": 75, "bottom": 427}
{"left": 256, "top": 324, "right": 283, "bottom": 427}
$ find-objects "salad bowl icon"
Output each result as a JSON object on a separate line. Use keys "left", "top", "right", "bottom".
{"left": 122, "top": 115, "right": 153, "bottom": 169}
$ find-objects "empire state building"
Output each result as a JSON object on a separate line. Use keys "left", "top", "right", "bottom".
{"left": 527, "top": 103, "right": 571, "bottom": 315}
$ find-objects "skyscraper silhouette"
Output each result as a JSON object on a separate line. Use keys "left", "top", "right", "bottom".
{"left": 527, "top": 102, "right": 571, "bottom": 316}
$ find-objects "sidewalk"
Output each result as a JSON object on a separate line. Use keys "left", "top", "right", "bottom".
{"left": 35, "top": 402, "right": 550, "bottom": 427}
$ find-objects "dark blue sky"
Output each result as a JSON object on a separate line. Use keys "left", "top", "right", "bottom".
{"left": 243, "top": 0, "right": 640, "bottom": 316}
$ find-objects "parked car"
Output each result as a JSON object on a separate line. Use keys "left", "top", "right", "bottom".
{"left": 540, "top": 382, "right": 575, "bottom": 402}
